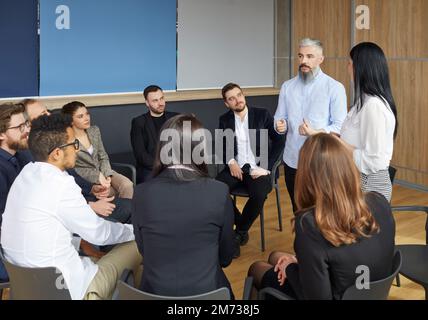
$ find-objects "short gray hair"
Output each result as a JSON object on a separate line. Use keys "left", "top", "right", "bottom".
{"left": 299, "top": 38, "right": 323, "bottom": 53}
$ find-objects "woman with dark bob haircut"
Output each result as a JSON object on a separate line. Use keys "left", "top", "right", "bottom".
{"left": 341, "top": 42, "right": 398, "bottom": 201}
{"left": 131, "top": 114, "right": 236, "bottom": 298}
{"left": 247, "top": 133, "right": 395, "bottom": 300}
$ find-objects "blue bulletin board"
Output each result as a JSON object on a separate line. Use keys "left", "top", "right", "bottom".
{"left": 0, "top": 0, "right": 39, "bottom": 98}
{"left": 39, "top": 0, "right": 177, "bottom": 96}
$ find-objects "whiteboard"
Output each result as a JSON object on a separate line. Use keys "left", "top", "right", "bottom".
{"left": 177, "top": 0, "right": 274, "bottom": 90}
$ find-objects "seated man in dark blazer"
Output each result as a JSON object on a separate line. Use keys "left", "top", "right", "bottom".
{"left": 0, "top": 103, "right": 32, "bottom": 281}
{"left": 216, "top": 83, "right": 285, "bottom": 257}
{"left": 130, "top": 85, "right": 178, "bottom": 183}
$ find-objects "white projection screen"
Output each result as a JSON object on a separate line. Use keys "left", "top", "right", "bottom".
{"left": 177, "top": 0, "right": 274, "bottom": 90}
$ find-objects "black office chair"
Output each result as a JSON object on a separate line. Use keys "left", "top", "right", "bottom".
{"left": 392, "top": 206, "right": 428, "bottom": 299}
{"left": 255, "top": 250, "right": 402, "bottom": 300}
{"left": 111, "top": 162, "right": 137, "bottom": 186}
{"left": 230, "top": 151, "right": 284, "bottom": 252}
{"left": 242, "top": 276, "right": 254, "bottom": 300}
{"left": 387, "top": 165, "right": 403, "bottom": 287}
{"left": 113, "top": 269, "right": 231, "bottom": 300}
{"left": 0, "top": 249, "right": 71, "bottom": 300}
{"left": 109, "top": 151, "right": 137, "bottom": 186}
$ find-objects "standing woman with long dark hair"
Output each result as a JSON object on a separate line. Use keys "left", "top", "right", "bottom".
{"left": 340, "top": 42, "right": 398, "bottom": 201}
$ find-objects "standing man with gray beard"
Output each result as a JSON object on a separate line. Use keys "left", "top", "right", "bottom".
{"left": 274, "top": 38, "right": 347, "bottom": 212}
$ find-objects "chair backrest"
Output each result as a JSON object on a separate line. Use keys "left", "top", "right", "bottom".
{"left": 270, "top": 150, "right": 284, "bottom": 186}
{"left": 341, "top": 250, "right": 402, "bottom": 300}
{"left": 0, "top": 249, "right": 71, "bottom": 300}
{"left": 116, "top": 281, "right": 230, "bottom": 300}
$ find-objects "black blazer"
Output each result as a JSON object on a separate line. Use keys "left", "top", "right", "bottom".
{"left": 130, "top": 111, "right": 178, "bottom": 171}
{"left": 0, "top": 149, "right": 32, "bottom": 219}
{"left": 286, "top": 192, "right": 396, "bottom": 300}
{"left": 132, "top": 169, "right": 235, "bottom": 296}
{"left": 218, "top": 107, "right": 285, "bottom": 171}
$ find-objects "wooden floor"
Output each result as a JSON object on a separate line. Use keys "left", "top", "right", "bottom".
{"left": 1, "top": 177, "right": 426, "bottom": 300}
{"left": 225, "top": 176, "right": 427, "bottom": 300}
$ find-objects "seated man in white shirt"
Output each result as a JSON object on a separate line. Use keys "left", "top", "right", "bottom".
{"left": 1, "top": 114, "right": 141, "bottom": 300}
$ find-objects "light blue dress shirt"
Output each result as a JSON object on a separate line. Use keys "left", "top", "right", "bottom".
{"left": 274, "top": 69, "right": 347, "bottom": 168}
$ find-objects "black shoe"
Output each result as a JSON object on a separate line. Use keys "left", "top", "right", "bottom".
{"left": 235, "top": 230, "right": 249, "bottom": 246}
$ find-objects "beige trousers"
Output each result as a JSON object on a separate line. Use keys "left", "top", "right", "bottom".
{"left": 84, "top": 241, "right": 142, "bottom": 300}
{"left": 110, "top": 173, "right": 134, "bottom": 199}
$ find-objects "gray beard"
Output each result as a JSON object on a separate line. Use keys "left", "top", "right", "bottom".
{"left": 299, "top": 66, "right": 320, "bottom": 83}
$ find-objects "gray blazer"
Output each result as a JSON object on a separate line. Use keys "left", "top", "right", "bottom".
{"left": 74, "top": 125, "right": 115, "bottom": 184}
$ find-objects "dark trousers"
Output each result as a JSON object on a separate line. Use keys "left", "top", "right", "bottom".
{"left": 85, "top": 196, "right": 132, "bottom": 224}
{"left": 284, "top": 163, "right": 297, "bottom": 212}
{"left": 216, "top": 167, "right": 272, "bottom": 232}
{"left": 104, "top": 198, "right": 132, "bottom": 224}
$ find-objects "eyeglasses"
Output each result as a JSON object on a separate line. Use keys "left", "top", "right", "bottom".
{"left": 48, "top": 139, "right": 80, "bottom": 155}
{"left": 7, "top": 120, "right": 31, "bottom": 133}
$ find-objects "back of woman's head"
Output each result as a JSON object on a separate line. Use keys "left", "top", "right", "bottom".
{"left": 295, "top": 133, "right": 379, "bottom": 247}
{"left": 152, "top": 114, "right": 209, "bottom": 180}
{"left": 350, "top": 42, "right": 398, "bottom": 137}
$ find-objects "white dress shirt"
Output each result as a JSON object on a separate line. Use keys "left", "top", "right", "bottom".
{"left": 274, "top": 69, "right": 347, "bottom": 168}
{"left": 340, "top": 95, "right": 395, "bottom": 175}
{"left": 0, "top": 162, "right": 134, "bottom": 300}
{"left": 233, "top": 111, "right": 258, "bottom": 169}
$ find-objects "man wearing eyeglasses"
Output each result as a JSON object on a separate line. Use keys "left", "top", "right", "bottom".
{"left": 22, "top": 99, "right": 134, "bottom": 258}
{"left": 22, "top": 99, "right": 130, "bottom": 222}
{"left": 0, "top": 103, "right": 32, "bottom": 282}
{"left": 1, "top": 114, "right": 141, "bottom": 300}
{"left": 0, "top": 103, "right": 32, "bottom": 217}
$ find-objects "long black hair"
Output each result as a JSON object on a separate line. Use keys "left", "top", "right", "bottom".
{"left": 350, "top": 42, "right": 398, "bottom": 138}
{"left": 152, "top": 114, "right": 209, "bottom": 181}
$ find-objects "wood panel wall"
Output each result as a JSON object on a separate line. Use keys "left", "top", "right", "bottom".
{"left": 292, "top": 0, "right": 352, "bottom": 104}
{"left": 355, "top": 0, "right": 428, "bottom": 187}
{"left": 282, "top": 0, "right": 427, "bottom": 187}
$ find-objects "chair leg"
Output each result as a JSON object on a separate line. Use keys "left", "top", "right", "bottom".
{"left": 425, "top": 285, "right": 428, "bottom": 300}
{"left": 0, "top": 289, "right": 3, "bottom": 300}
{"left": 395, "top": 274, "right": 401, "bottom": 287}
{"left": 275, "top": 185, "right": 283, "bottom": 232}
{"left": 260, "top": 208, "right": 265, "bottom": 252}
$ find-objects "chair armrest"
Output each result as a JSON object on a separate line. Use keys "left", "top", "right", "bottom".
{"left": 270, "top": 151, "right": 284, "bottom": 186}
{"left": 111, "top": 162, "right": 136, "bottom": 186}
{"left": 242, "top": 276, "right": 254, "bottom": 300}
{"left": 258, "top": 287, "right": 295, "bottom": 300}
{"left": 120, "top": 268, "right": 134, "bottom": 285}
{"left": 391, "top": 206, "right": 428, "bottom": 214}
{"left": 112, "top": 269, "right": 134, "bottom": 300}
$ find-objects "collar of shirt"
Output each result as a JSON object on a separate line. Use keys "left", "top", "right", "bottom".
{"left": 167, "top": 165, "right": 196, "bottom": 171}
{"left": 34, "top": 161, "right": 69, "bottom": 177}
{"left": 0, "top": 148, "right": 15, "bottom": 161}
{"left": 0, "top": 148, "right": 20, "bottom": 170}
{"left": 233, "top": 108, "right": 248, "bottom": 123}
